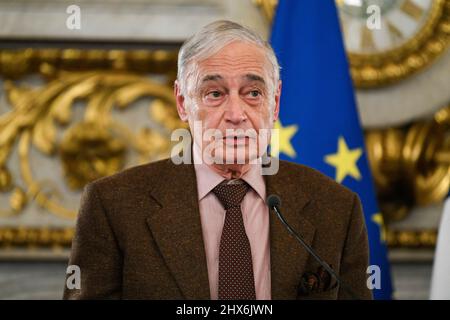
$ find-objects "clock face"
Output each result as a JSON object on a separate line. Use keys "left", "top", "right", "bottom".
{"left": 254, "top": 0, "right": 449, "bottom": 87}
{"left": 337, "top": 0, "right": 434, "bottom": 55}
{"left": 334, "top": 0, "right": 449, "bottom": 87}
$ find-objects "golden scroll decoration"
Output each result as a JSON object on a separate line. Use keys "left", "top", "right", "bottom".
{"left": 365, "top": 104, "right": 450, "bottom": 223}
{"left": 0, "top": 48, "right": 185, "bottom": 222}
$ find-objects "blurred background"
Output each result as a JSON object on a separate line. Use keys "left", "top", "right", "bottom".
{"left": 0, "top": 0, "right": 449, "bottom": 299}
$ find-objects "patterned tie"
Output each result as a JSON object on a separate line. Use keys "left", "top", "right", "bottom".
{"left": 212, "top": 181, "right": 256, "bottom": 300}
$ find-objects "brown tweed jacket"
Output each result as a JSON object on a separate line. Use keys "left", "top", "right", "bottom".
{"left": 63, "top": 158, "right": 373, "bottom": 300}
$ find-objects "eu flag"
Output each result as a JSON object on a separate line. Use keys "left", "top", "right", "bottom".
{"left": 270, "top": 0, "right": 393, "bottom": 299}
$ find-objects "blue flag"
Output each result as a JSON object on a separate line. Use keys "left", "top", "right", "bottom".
{"left": 270, "top": 0, "right": 393, "bottom": 299}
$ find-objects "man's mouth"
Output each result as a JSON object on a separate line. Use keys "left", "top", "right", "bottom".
{"left": 223, "top": 136, "right": 251, "bottom": 146}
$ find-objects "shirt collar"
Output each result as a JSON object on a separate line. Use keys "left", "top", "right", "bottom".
{"left": 193, "top": 142, "right": 266, "bottom": 201}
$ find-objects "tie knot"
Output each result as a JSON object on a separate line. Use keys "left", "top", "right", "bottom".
{"left": 212, "top": 181, "right": 249, "bottom": 209}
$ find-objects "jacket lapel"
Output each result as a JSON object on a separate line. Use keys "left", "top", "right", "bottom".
{"left": 265, "top": 170, "right": 317, "bottom": 299}
{"left": 145, "top": 159, "right": 211, "bottom": 299}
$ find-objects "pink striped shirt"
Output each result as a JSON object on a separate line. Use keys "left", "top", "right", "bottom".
{"left": 193, "top": 144, "right": 271, "bottom": 300}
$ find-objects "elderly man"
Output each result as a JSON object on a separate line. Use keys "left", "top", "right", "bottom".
{"left": 63, "top": 20, "right": 372, "bottom": 300}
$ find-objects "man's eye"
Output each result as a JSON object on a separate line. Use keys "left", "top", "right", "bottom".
{"left": 207, "top": 91, "right": 222, "bottom": 99}
{"left": 248, "top": 90, "right": 261, "bottom": 98}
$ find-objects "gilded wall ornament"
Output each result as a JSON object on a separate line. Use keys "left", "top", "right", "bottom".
{"left": 0, "top": 49, "right": 184, "bottom": 222}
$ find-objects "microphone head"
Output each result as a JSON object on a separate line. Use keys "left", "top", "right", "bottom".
{"left": 266, "top": 194, "right": 281, "bottom": 209}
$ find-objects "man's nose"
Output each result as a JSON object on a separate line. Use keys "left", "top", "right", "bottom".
{"left": 224, "top": 93, "right": 247, "bottom": 124}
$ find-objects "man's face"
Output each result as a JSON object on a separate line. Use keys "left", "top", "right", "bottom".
{"left": 176, "top": 41, "right": 281, "bottom": 165}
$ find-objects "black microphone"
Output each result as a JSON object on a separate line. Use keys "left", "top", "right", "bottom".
{"left": 266, "top": 194, "right": 360, "bottom": 300}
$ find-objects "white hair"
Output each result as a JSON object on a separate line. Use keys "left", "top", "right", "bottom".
{"left": 177, "top": 20, "right": 280, "bottom": 103}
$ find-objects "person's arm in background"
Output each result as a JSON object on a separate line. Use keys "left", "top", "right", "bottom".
{"left": 63, "top": 182, "right": 122, "bottom": 299}
{"left": 338, "top": 193, "right": 373, "bottom": 300}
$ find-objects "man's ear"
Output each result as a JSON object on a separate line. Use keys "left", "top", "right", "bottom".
{"left": 174, "top": 80, "right": 189, "bottom": 122}
{"left": 273, "top": 80, "right": 282, "bottom": 122}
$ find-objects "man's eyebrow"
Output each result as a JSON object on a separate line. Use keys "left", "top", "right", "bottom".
{"left": 201, "top": 74, "right": 223, "bottom": 83}
{"left": 200, "top": 73, "right": 266, "bottom": 85}
{"left": 243, "top": 74, "right": 266, "bottom": 85}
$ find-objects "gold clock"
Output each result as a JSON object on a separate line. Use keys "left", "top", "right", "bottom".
{"left": 337, "top": 0, "right": 450, "bottom": 87}
{"left": 255, "top": 0, "right": 450, "bottom": 88}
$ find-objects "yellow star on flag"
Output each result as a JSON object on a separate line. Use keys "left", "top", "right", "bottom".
{"left": 372, "top": 212, "right": 387, "bottom": 243}
{"left": 324, "top": 136, "right": 362, "bottom": 183}
{"left": 271, "top": 119, "right": 298, "bottom": 158}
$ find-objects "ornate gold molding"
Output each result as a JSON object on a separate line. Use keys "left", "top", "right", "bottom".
{"left": 0, "top": 48, "right": 178, "bottom": 79}
{"left": 0, "top": 227, "right": 74, "bottom": 248}
{"left": 386, "top": 229, "right": 438, "bottom": 248}
{"left": 253, "top": 0, "right": 278, "bottom": 22}
{"left": 365, "top": 104, "right": 450, "bottom": 223}
{"left": 0, "top": 48, "right": 184, "bottom": 220}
